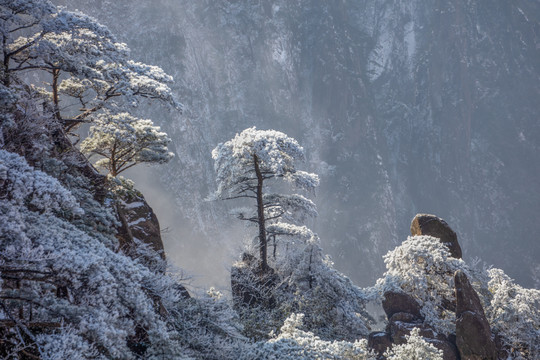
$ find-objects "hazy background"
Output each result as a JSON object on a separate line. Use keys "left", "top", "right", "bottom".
{"left": 56, "top": 0, "right": 540, "bottom": 291}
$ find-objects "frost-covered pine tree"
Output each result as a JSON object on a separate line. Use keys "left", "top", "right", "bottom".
{"left": 211, "top": 127, "right": 319, "bottom": 272}
{"left": 1, "top": 0, "right": 180, "bottom": 131}
{"left": 81, "top": 112, "right": 174, "bottom": 176}
{"left": 212, "top": 128, "right": 374, "bottom": 342}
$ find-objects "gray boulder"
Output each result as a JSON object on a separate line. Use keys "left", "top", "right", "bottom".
{"left": 411, "top": 214, "right": 462, "bottom": 259}
{"left": 382, "top": 291, "right": 423, "bottom": 320}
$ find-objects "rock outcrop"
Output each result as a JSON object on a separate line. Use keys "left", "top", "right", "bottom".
{"left": 369, "top": 290, "right": 460, "bottom": 360}
{"left": 114, "top": 182, "right": 166, "bottom": 258}
{"left": 369, "top": 214, "right": 466, "bottom": 360}
{"left": 455, "top": 270, "right": 497, "bottom": 360}
{"left": 368, "top": 332, "right": 392, "bottom": 355}
{"left": 382, "top": 291, "right": 423, "bottom": 320}
{"left": 111, "top": 179, "right": 194, "bottom": 301}
{"left": 411, "top": 214, "right": 463, "bottom": 259}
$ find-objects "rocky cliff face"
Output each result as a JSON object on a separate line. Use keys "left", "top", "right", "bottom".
{"left": 56, "top": 0, "right": 540, "bottom": 288}
{"left": 114, "top": 181, "right": 166, "bottom": 258}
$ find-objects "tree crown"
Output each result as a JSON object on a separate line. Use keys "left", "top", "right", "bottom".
{"left": 211, "top": 127, "right": 319, "bottom": 200}
{"left": 80, "top": 112, "right": 174, "bottom": 176}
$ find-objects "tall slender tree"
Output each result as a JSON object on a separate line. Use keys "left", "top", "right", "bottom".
{"left": 211, "top": 127, "right": 319, "bottom": 271}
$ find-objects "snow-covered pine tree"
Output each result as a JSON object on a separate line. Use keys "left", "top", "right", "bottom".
{"left": 211, "top": 127, "right": 319, "bottom": 272}
{"left": 81, "top": 112, "right": 174, "bottom": 176}
{"left": 1, "top": 0, "right": 180, "bottom": 133}
{"left": 212, "top": 128, "right": 374, "bottom": 342}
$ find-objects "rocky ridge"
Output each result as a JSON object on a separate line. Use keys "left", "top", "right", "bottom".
{"left": 369, "top": 214, "right": 513, "bottom": 360}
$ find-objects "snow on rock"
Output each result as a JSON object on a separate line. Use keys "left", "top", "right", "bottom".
{"left": 111, "top": 177, "right": 165, "bottom": 258}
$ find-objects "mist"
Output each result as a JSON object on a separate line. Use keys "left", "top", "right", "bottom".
{"left": 55, "top": 0, "right": 540, "bottom": 290}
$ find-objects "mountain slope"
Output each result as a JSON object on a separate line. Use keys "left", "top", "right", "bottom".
{"left": 56, "top": 0, "right": 540, "bottom": 287}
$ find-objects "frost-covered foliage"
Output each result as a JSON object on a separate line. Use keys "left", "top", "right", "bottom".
{"left": 167, "top": 288, "right": 251, "bottom": 359}
{"left": 229, "top": 238, "right": 374, "bottom": 343}
{"left": 375, "top": 235, "right": 469, "bottom": 334}
{"left": 0, "top": 150, "right": 186, "bottom": 358}
{"left": 212, "top": 127, "right": 319, "bottom": 271}
{"left": 212, "top": 127, "right": 319, "bottom": 199}
{"left": 8, "top": 9, "right": 128, "bottom": 79}
{"left": 275, "top": 239, "right": 374, "bottom": 341}
{"left": 0, "top": 83, "right": 59, "bottom": 162}
{"left": 81, "top": 112, "right": 174, "bottom": 176}
{"left": 35, "top": 328, "right": 98, "bottom": 360}
{"left": 244, "top": 313, "right": 376, "bottom": 360}
{"left": 0, "top": 84, "right": 17, "bottom": 140}
{"left": 384, "top": 328, "right": 443, "bottom": 360}
{"left": 1, "top": 0, "right": 180, "bottom": 181}
{"left": 486, "top": 268, "right": 540, "bottom": 358}
{"left": 0, "top": 149, "right": 80, "bottom": 214}
{"left": 0, "top": 0, "right": 55, "bottom": 46}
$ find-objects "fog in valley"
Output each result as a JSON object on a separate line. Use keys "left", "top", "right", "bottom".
{"left": 56, "top": 0, "right": 540, "bottom": 291}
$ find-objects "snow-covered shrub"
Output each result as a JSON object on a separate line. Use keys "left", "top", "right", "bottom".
{"left": 243, "top": 313, "right": 376, "bottom": 360}
{"left": 0, "top": 150, "right": 81, "bottom": 214}
{"left": 384, "top": 328, "right": 443, "bottom": 360}
{"left": 486, "top": 268, "right": 540, "bottom": 358}
{"left": 276, "top": 239, "right": 374, "bottom": 341}
{"left": 0, "top": 205, "right": 182, "bottom": 358}
{"left": 229, "top": 237, "right": 374, "bottom": 343}
{"left": 0, "top": 84, "right": 17, "bottom": 137}
{"left": 375, "top": 235, "right": 470, "bottom": 334}
{"left": 169, "top": 288, "right": 249, "bottom": 359}
{"left": 36, "top": 328, "right": 99, "bottom": 360}
{"left": 0, "top": 84, "right": 59, "bottom": 164}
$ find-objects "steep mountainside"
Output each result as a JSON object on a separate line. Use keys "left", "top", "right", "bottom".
{"left": 56, "top": 0, "right": 540, "bottom": 287}
{"left": 4, "top": 2, "right": 539, "bottom": 358}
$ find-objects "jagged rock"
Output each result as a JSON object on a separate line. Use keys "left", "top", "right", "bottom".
{"left": 388, "top": 311, "right": 419, "bottom": 324}
{"left": 368, "top": 331, "right": 392, "bottom": 357}
{"left": 388, "top": 321, "right": 428, "bottom": 345}
{"left": 382, "top": 291, "right": 423, "bottom": 320}
{"left": 116, "top": 190, "right": 165, "bottom": 258}
{"left": 455, "top": 270, "right": 497, "bottom": 360}
{"left": 411, "top": 214, "right": 462, "bottom": 259}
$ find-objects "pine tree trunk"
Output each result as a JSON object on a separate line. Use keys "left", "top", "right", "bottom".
{"left": 253, "top": 154, "right": 268, "bottom": 272}
{"left": 52, "top": 68, "right": 61, "bottom": 120}
{"left": 2, "top": 34, "right": 9, "bottom": 86}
